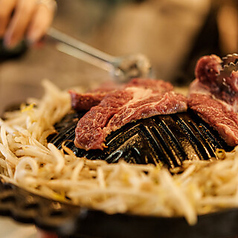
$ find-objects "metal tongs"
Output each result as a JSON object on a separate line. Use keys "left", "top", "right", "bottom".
{"left": 47, "top": 28, "right": 152, "bottom": 83}
{"left": 220, "top": 53, "right": 238, "bottom": 77}
{"left": 217, "top": 53, "right": 238, "bottom": 91}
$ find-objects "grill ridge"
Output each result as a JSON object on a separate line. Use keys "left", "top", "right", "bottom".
{"left": 175, "top": 115, "right": 213, "bottom": 160}
{"left": 48, "top": 110, "right": 233, "bottom": 169}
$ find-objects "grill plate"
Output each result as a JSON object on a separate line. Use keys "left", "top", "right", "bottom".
{"left": 49, "top": 109, "right": 233, "bottom": 169}
{"left": 0, "top": 108, "right": 236, "bottom": 238}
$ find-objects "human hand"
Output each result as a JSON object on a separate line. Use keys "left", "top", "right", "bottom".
{"left": 0, "top": 0, "right": 56, "bottom": 49}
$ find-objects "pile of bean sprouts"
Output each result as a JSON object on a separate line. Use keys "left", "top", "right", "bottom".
{"left": 0, "top": 79, "right": 238, "bottom": 225}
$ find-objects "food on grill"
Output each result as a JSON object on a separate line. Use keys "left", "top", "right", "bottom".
{"left": 70, "top": 54, "right": 238, "bottom": 150}
{"left": 69, "top": 82, "right": 120, "bottom": 111}
{"left": 50, "top": 108, "right": 232, "bottom": 168}
{"left": 0, "top": 54, "right": 238, "bottom": 227}
{"left": 188, "top": 54, "right": 238, "bottom": 146}
{"left": 72, "top": 78, "right": 187, "bottom": 150}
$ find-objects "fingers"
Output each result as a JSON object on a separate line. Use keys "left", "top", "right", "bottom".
{"left": 4, "top": 0, "right": 37, "bottom": 48}
{"left": 27, "top": 0, "right": 56, "bottom": 44}
{"left": 0, "top": 0, "right": 17, "bottom": 38}
{"left": 2, "top": 0, "right": 56, "bottom": 49}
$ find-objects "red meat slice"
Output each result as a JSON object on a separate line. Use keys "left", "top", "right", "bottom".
{"left": 188, "top": 55, "right": 238, "bottom": 146}
{"left": 74, "top": 78, "right": 187, "bottom": 150}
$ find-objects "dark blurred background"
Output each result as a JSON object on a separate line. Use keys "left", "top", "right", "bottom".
{"left": 52, "top": 0, "right": 238, "bottom": 85}
{"left": 0, "top": 0, "right": 237, "bottom": 114}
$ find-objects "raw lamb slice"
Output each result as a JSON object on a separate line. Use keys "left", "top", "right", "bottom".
{"left": 188, "top": 54, "right": 238, "bottom": 146}
{"left": 69, "top": 81, "right": 122, "bottom": 111}
{"left": 74, "top": 78, "right": 188, "bottom": 150}
{"left": 69, "top": 90, "right": 108, "bottom": 111}
{"left": 70, "top": 78, "right": 174, "bottom": 112}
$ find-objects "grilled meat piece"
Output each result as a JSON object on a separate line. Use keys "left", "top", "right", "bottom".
{"left": 74, "top": 78, "right": 187, "bottom": 150}
{"left": 188, "top": 54, "right": 238, "bottom": 146}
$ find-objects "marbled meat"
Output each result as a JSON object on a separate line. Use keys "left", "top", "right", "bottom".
{"left": 73, "top": 78, "right": 188, "bottom": 150}
{"left": 188, "top": 54, "right": 238, "bottom": 146}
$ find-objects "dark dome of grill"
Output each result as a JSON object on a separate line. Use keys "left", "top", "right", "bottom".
{"left": 48, "top": 109, "right": 233, "bottom": 169}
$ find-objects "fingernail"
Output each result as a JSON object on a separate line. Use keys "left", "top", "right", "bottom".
{"left": 3, "top": 34, "right": 17, "bottom": 49}
{"left": 27, "top": 29, "right": 41, "bottom": 46}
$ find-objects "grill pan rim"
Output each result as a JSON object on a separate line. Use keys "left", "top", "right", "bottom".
{"left": 1, "top": 178, "right": 238, "bottom": 238}
{"left": 0, "top": 106, "right": 237, "bottom": 237}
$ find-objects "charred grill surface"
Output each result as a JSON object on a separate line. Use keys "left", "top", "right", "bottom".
{"left": 48, "top": 109, "right": 233, "bottom": 169}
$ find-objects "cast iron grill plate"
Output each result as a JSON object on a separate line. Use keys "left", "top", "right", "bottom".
{"left": 49, "top": 109, "right": 233, "bottom": 169}
{"left": 0, "top": 109, "right": 236, "bottom": 238}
